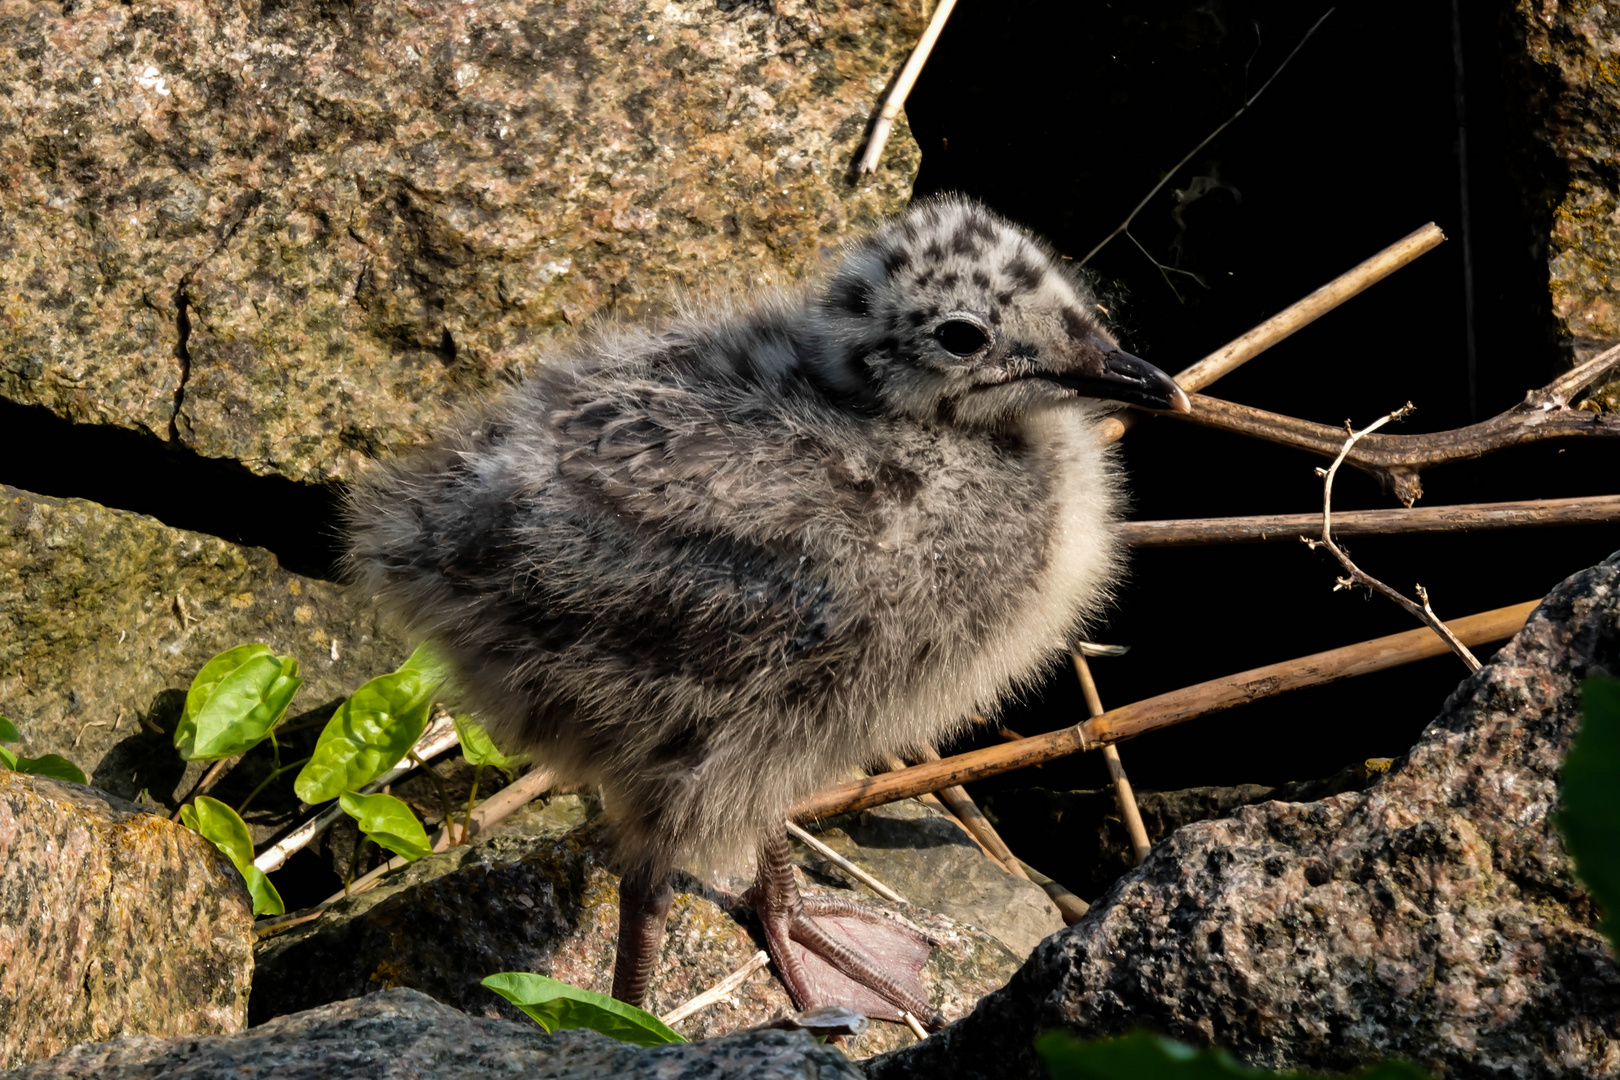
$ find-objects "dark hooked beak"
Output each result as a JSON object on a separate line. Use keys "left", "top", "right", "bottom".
{"left": 1053, "top": 348, "right": 1192, "bottom": 413}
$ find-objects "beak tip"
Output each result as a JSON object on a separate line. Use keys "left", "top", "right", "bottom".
{"left": 1167, "top": 383, "right": 1192, "bottom": 413}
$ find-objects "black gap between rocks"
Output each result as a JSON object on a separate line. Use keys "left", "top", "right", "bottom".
{"left": 0, "top": 396, "right": 346, "bottom": 581}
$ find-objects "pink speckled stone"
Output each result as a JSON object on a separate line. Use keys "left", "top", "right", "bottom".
{"left": 873, "top": 552, "right": 1620, "bottom": 1080}
{"left": 0, "top": 771, "right": 253, "bottom": 1070}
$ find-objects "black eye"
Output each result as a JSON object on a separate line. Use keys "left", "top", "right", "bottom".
{"left": 934, "top": 319, "right": 989, "bottom": 356}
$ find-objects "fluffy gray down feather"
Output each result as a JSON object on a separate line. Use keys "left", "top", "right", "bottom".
{"left": 344, "top": 196, "right": 1128, "bottom": 877}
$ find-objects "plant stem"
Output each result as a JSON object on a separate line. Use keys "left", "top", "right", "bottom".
{"left": 237, "top": 756, "right": 312, "bottom": 815}
{"left": 460, "top": 763, "right": 484, "bottom": 847}
{"left": 409, "top": 749, "right": 457, "bottom": 841}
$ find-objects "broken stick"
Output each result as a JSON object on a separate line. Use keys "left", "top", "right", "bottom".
{"left": 796, "top": 599, "right": 1536, "bottom": 819}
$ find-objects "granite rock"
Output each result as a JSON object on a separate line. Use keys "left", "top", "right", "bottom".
{"left": 0, "top": 771, "right": 254, "bottom": 1070}
{"left": 0, "top": 0, "right": 922, "bottom": 483}
{"left": 867, "top": 552, "right": 1620, "bottom": 1080}
{"left": 984, "top": 762, "right": 1389, "bottom": 901}
{"left": 0, "top": 987, "right": 862, "bottom": 1080}
{"left": 0, "top": 483, "right": 408, "bottom": 811}
{"left": 252, "top": 816, "right": 1020, "bottom": 1058}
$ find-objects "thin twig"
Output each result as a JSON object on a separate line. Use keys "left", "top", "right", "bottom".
{"left": 1072, "top": 653, "right": 1151, "bottom": 864}
{"left": 72, "top": 719, "right": 107, "bottom": 748}
{"left": 1303, "top": 405, "right": 1481, "bottom": 671}
{"left": 876, "top": 754, "right": 1015, "bottom": 867}
{"left": 1077, "top": 9, "right": 1334, "bottom": 267}
{"left": 253, "top": 715, "right": 460, "bottom": 873}
{"left": 908, "top": 744, "right": 1029, "bottom": 881}
{"left": 1118, "top": 493, "right": 1620, "bottom": 547}
{"left": 661, "top": 950, "right": 771, "bottom": 1026}
{"left": 1125, "top": 230, "right": 1206, "bottom": 303}
{"left": 255, "top": 765, "right": 556, "bottom": 936}
{"left": 857, "top": 0, "right": 959, "bottom": 174}
{"left": 1097, "top": 221, "right": 1447, "bottom": 444}
{"left": 170, "top": 756, "right": 238, "bottom": 821}
{"left": 1166, "top": 342, "right": 1620, "bottom": 505}
{"left": 786, "top": 820, "right": 906, "bottom": 904}
{"left": 794, "top": 599, "right": 1536, "bottom": 819}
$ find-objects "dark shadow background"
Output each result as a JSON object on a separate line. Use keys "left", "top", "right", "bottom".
{"left": 902, "top": 0, "right": 1619, "bottom": 807}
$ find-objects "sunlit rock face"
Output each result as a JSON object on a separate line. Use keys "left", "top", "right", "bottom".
{"left": 0, "top": 0, "right": 921, "bottom": 483}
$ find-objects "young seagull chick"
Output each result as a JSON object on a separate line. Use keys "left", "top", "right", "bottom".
{"left": 345, "top": 196, "right": 1189, "bottom": 1026}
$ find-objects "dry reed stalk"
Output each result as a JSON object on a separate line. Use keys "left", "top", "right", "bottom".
{"left": 1119, "top": 494, "right": 1620, "bottom": 547}
{"left": 1071, "top": 653, "right": 1151, "bottom": 865}
{"left": 909, "top": 744, "right": 1030, "bottom": 881}
{"left": 795, "top": 599, "right": 1536, "bottom": 819}
{"left": 1014, "top": 859, "right": 1090, "bottom": 924}
{"left": 661, "top": 950, "right": 771, "bottom": 1026}
{"left": 856, "top": 0, "right": 959, "bottom": 174}
{"left": 1097, "top": 222, "right": 1446, "bottom": 445}
{"left": 786, "top": 820, "right": 907, "bottom": 903}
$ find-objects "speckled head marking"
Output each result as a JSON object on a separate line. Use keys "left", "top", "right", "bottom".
{"left": 808, "top": 195, "right": 1189, "bottom": 428}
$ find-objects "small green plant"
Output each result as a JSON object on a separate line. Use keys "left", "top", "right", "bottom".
{"left": 339, "top": 790, "right": 434, "bottom": 862}
{"left": 174, "top": 644, "right": 303, "bottom": 761}
{"left": 180, "top": 795, "right": 284, "bottom": 915}
{"left": 294, "top": 641, "right": 445, "bottom": 805}
{"left": 1557, "top": 677, "right": 1620, "bottom": 950}
{"left": 0, "top": 715, "right": 87, "bottom": 785}
{"left": 168, "top": 640, "right": 498, "bottom": 915}
{"left": 482, "top": 972, "right": 685, "bottom": 1046}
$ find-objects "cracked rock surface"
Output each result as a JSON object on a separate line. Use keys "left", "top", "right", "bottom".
{"left": 0, "top": 0, "right": 921, "bottom": 482}
{"left": 0, "top": 987, "right": 863, "bottom": 1080}
{"left": 867, "top": 552, "right": 1620, "bottom": 1080}
{"left": 0, "top": 771, "right": 254, "bottom": 1071}
{"left": 0, "top": 483, "right": 408, "bottom": 808}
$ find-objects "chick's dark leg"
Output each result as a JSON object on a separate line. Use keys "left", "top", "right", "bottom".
{"left": 753, "top": 830, "right": 944, "bottom": 1029}
{"left": 611, "top": 862, "right": 674, "bottom": 1008}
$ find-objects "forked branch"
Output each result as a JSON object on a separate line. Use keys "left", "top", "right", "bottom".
{"left": 1167, "top": 342, "right": 1620, "bottom": 505}
{"left": 1302, "top": 404, "right": 1481, "bottom": 672}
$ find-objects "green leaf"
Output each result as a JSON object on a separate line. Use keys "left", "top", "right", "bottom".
{"left": 175, "top": 644, "right": 303, "bottom": 762}
{"left": 454, "top": 714, "right": 519, "bottom": 768}
{"left": 398, "top": 640, "right": 456, "bottom": 686}
{"left": 179, "top": 795, "right": 285, "bottom": 916}
{"left": 0, "top": 745, "right": 16, "bottom": 770}
{"left": 1558, "top": 678, "right": 1620, "bottom": 951}
{"left": 482, "top": 973, "right": 686, "bottom": 1046}
{"left": 0, "top": 715, "right": 19, "bottom": 742}
{"left": 12, "top": 753, "right": 87, "bottom": 785}
{"left": 294, "top": 664, "right": 440, "bottom": 805}
{"left": 339, "top": 790, "right": 434, "bottom": 862}
{"left": 1036, "top": 1031, "right": 1429, "bottom": 1080}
